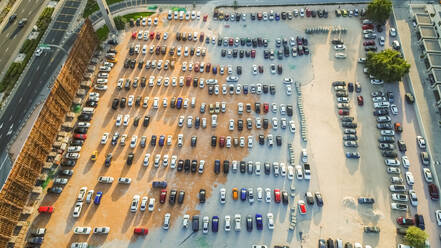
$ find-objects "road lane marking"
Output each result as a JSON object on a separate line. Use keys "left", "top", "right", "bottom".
{"left": 19, "top": 97, "right": 22, "bottom": 103}
{"left": 27, "top": 82, "right": 31, "bottom": 86}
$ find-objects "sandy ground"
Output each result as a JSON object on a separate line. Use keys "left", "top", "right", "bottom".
{"left": 29, "top": 4, "right": 441, "bottom": 248}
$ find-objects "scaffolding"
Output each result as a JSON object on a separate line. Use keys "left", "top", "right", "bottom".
{"left": 0, "top": 19, "right": 98, "bottom": 247}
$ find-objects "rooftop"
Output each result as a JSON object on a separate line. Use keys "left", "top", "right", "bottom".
{"left": 422, "top": 39, "right": 441, "bottom": 52}
{"left": 427, "top": 53, "right": 441, "bottom": 68}
{"left": 415, "top": 13, "right": 433, "bottom": 26}
{"left": 418, "top": 25, "right": 438, "bottom": 39}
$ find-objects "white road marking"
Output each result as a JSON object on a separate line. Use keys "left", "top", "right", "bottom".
{"left": 0, "top": 156, "right": 9, "bottom": 171}
{"left": 36, "top": 65, "right": 40, "bottom": 71}
{"left": 27, "top": 82, "right": 31, "bottom": 86}
{"left": 19, "top": 97, "right": 22, "bottom": 103}
{"left": 28, "top": 11, "right": 32, "bottom": 15}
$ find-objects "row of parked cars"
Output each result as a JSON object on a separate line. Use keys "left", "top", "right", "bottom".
{"left": 213, "top": 9, "right": 330, "bottom": 21}
{"left": 332, "top": 81, "right": 360, "bottom": 158}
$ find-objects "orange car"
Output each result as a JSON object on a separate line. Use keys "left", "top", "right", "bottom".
{"left": 232, "top": 188, "right": 238, "bottom": 200}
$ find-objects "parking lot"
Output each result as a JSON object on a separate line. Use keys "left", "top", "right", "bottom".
{"left": 30, "top": 4, "right": 440, "bottom": 248}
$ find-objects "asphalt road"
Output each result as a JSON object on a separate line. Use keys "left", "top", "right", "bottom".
{"left": 0, "top": 0, "right": 47, "bottom": 78}
{"left": 0, "top": 0, "right": 82, "bottom": 186}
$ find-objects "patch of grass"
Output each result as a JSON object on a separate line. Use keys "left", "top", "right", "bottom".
{"left": 121, "top": 12, "right": 154, "bottom": 22}
{"left": 83, "top": 0, "right": 124, "bottom": 18}
{"left": 95, "top": 25, "right": 109, "bottom": 41}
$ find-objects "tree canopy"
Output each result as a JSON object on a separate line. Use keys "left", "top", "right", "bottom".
{"left": 366, "top": 49, "right": 410, "bottom": 82}
{"left": 405, "top": 226, "right": 428, "bottom": 248}
{"left": 367, "top": 0, "right": 393, "bottom": 24}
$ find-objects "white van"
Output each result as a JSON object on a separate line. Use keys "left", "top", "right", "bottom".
{"left": 211, "top": 115, "right": 217, "bottom": 127}
{"left": 82, "top": 107, "right": 95, "bottom": 114}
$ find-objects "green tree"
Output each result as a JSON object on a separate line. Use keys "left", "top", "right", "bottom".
{"left": 233, "top": 0, "right": 238, "bottom": 10}
{"left": 405, "top": 226, "right": 428, "bottom": 248}
{"left": 113, "top": 16, "right": 125, "bottom": 30}
{"left": 367, "top": 0, "right": 392, "bottom": 25}
{"left": 366, "top": 49, "right": 410, "bottom": 82}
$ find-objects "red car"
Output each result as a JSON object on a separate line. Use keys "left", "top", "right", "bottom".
{"left": 263, "top": 103, "right": 269, "bottom": 113}
{"left": 396, "top": 217, "right": 415, "bottom": 226}
{"left": 258, "top": 65, "right": 264, "bottom": 73}
{"left": 274, "top": 189, "right": 281, "bottom": 203}
{"left": 306, "top": 8, "right": 311, "bottom": 17}
{"left": 185, "top": 76, "right": 192, "bottom": 86}
{"left": 149, "top": 31, "right": 155, "bottom": 39}
{"left": 131, "top": 32, "right": 137, "bottom": 39}
{"left": 199, "top": 32, "right": 204, "bottom": 42}
{"left": 362, "top": 24, "right": 374, "bottom": 30}
{"left": 298, "top": 200, "right": 307, "bottom": 214}
{"left": 339, "top": 109, "right": 349, "bottom": 116}
{"left": 357, "top": 96, "right": 364, "bottom": 106}
{"left": 251, "top": 49, "right": 256, "bottom": 58}
{"left": 74, "top": 134, "right": 87, "bottom": 140}
{"left": 203, "top": 15, "right": 208, "bottom": 22}
{"left": 219, "top": 136, "right": 225, "bottom": 147}
{"left": 257, "top": 13, "right": 263, "bottom": 20}
{"left": 38, "top": 206, "right": 54, "bottom": 213}
{"left": 229, "top": 38, "right": 234, "bottom": 46}
{"left": 160, "top": 189, "right": 167, "bottom": 203}
{"left": 134, "top": 227, "right": 149, "bottom": 235}
{"left": 194, "top": 63, "right": 200, "bottom": 72}
{"left": 429, "top": 183, "right": 439, "bottom": 200}
{"left": 205, "top": 63, "right": 211, "bottom": 73}
{"left": 363, "top": 40, "right": 375, "bottom": 46}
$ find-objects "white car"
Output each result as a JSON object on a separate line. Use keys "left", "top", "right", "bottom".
{"left": 335, "top": 53, "right": 347, "bottom": 59}
{"left": 93, "top": 227, "right": 110, "bottom": 234}
{"left": 225, "top": 215, "right": 231, "bottom": 231}
{"left": 272, "top": 117, "right": 278, "bottom": 130}
{"left": 115, "top": 114, "right": 122, "bottom": 127}
{"left": 267, "top": 213, "right": 274, "bottom": 229}
{"left": 405, "top": 172, "right": 414, "bottom": 185}
{"left": 154, "top": 154, "right": 161, "bottom": 167}
{"left": 162, "top": 154, "right": 169, "bottom": 167}
{"left": 247, "top": 136, "right": 253, "bottom": 148}
{"left": 417, "top": 136, "right": 426, "bottom": 149}
{"left": 436, "top": 210, "right": 441, "bottom": 226}
{"left": 177, "top": 134, "right": 183, "bottom": 147}
{"left": 401, "top": 156, "right": 410, "bottom": 168}
{"left": 252, "top": 65, "right": 258, "bottom": 75}
{"left": 334, "top": 44, "right": 346, "bottom": 50}
{"left": 370, "top": 79, "right": 384, "bottom": 85}
{"left": 287, "top": 166, "right": 294, "bottom": 180}
{"left": 130, "top": 135, "right": 137, "bottom": 148}
{"left": 77, "top": 187, "right": 87, "bottom": 202}
{"left": 265, "top": 188, "right": 271, "bottom": 203}
{"left": 73, "top": 226, "right": 91, "bottom": 235}
{"left": 229, "top": 119, "right": 234, "bottom": 131}
{"left": 385, "top": 159, "right": 400, "bottom": 166}
{"left": 85, "top": 190, "right": 94, "bottom": 203}
{"left": 140, "top": 196, "right": 148, "bottom": 211}
{"left": 256, "top": 187, "right": 263, "bottom": 201}
{"left": 98, "top": 176, "right": 114, "bottom": 184}
{"left": 163, "top": 213, "right": 171, "bottom": 230}
{"left": 130, "top": 195, "right": 140, "bottom": 212}
{"left": 202, "top": 216, "right": 209, "bottom": 234}
{"left": 72, "top": 202, "right": 83, "bottom": 218}
{"left": 301, "top": 149, "right": 308, "bottom": 163}
{"left": 118, "top": 177, "right": 132, "bottom": 184}
{"left": 234, "top": 214, "right": 241, "bottom": 231}
{"left": 390, "top": 104, "right": 398, "bottom": 115}
{"left": 289, "top": 120, "right": 296, "bottom": 133}
{"left": 295, "top": 165, "right": 304, "bottom": 180}
{"left": 220, "top": 188, "right": 226, "bottom": 204}
{"left": 423, "top": 168, "right": 433, "bottom": 182}
{"left": 143, "top": 153, "right": 150, "bottom": 167}
{"left": 409, "top": 190, "right": 418, "bottom": 207}
{"left": 123, "top": 114, "right": 130, "bottom": 126}
{"left": 239, "top": 136, "right": 245, "bottom": 147}
{"left": 171, "top": 155, "right": 177, "bottom": 169}
{"left": 100, "top": 133, "right": 109, "bottom": 144}
{"left": 148, "top": 198, "right": 155, "bottom": 211}
{"left": 183, "top": 214, "right": 190, "bottom": 228}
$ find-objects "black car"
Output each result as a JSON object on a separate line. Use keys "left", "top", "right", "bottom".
{"left": 74, "top": 127, "right": 88, "bottom": 134}
{"left": 151, "top": 135, "right": 157, "bottom": 146}
{"left": 305, "top": 192, "right": 314, "bottom": 205}
{"left": 192, "top": 215, "right": 200, "bottom": 232}
{"left": 276, "top": 136, "right": 282, "bottom": 146}
{"left": 237, "top": 65, "right": 242, "bottom": 74}
{"left": 214, "top": 160, "right": 221, "bottom": 174}
{"left": 263, "top": 118, "right": 269, "bottom": 129}
{"left": 191, "top": 136, "right": 197, "bottom": 147}
{"left": 133, "top": 116, "right": 139, "bottom": 127}
{"left": 342, "top": 122, "right": 357, "bottom": 128}
{"left": 86, "top": 100, "right": 97, "bottom": 107}
{"left": 373, "top": 109, "right": 388, "bottom": 116}
{"left": 71, "top": 139, "right": 84, "bottom": 146}
{"left": 415, "top": 214, "right": 425, "bottom": 230}
{"left": 199, "top": 189, "right": 206, "bottom": 203}
{"left": 264, "top": 162, "right": 271, "bottom": 175}
{"left": 315, "top": 192, "right": 324, "bottom": 206}
{"left": 237, "top": 120, "right": 243, "bottom": 131}
{"left": 178, "top": 190, "right": 185, "bottom": 204}
{"left": 105, "top": 153, "right": 112, "bottom": 167}
{"left": 140, "top": 77, "right": 146, "bottom": 87}
{"left": 120, "top": 97, "right": 126, "bottom": 108}
{"left": 211, "top": 136, "right": 217, "bottom": 146}
{"left": 48, "top": 187, "right": 62, "bottom": 194}
{"left": 382, "top": 150, "right": 398, "bottom": 158}
{"left": 221, "top": 49, "right": 226, "bottom": 57}
{"left": 62, "top": 159, "right": 76, "bottom": 166}
{"left": 169, "top": 189, "right": 177, "bottom": 205}
{"left": 270, "top": 85, "right": 276, "bottom": 95}
{"left": 191, "top": 160, "right": 197, "bottom": 173}
{"left": 378, "top": 136, "right": 395, "bottom": 143}
{"left": 184, "top": 159, "right": 191, "bottom": 172}
{"left": 177, "top": 160, "right": 184, "bottom": 171}
{"left": 223, "top": 160, "right": 229, "bottom": 174}
{"left": 78, "top": 114, "right": 91, "bottom": 121}
{"left": 255, "top": 102, "right": 261, "bottom": 114}
{"left": 112, "top": 98, "right": 119, "bottom": 110}
{"left": 143, "top": 116, "right": 150, "bottom": 127}
{"left": 246, "top": 215, "right": 253, "bottom": 232}
{"left": 282, "top": 191, "right": 288, "bottom": 204}
{"left": 126, "top": 153, "right": 134, "bottom": 165}
{"left": 398, "top": 140, "right": 407, "bottom": 152}
{"left": 258, "top": 135, "right": 265, "bottom": 145}
{"left": 240, "top": 161, "right": 246, "bottom": 173}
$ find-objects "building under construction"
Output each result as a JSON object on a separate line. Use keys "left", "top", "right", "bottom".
{"left": 0, "top": 19, "right": 98, "bottom": 247}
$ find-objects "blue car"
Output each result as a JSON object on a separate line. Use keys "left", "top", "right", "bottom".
{"left": 94, "top": 191, "right": 103, "bottom": 205}
{"left": 176, "top": 97, "right": 183, "bottom": 109}
{"left": 159, "top": 135, "right": 165, "bottom": 146}
{"left": 212, "top": 66, "right": 217, "bottom": 75}
{"left": 255, "top": 214, "right": 263, "bottom": 230}
{"left": 240, "top": 188, "right": 247, "bottom": 201}
{"left": 275, "top": 13, "right": 280, "bottom": 21}
{"left": 212, "top": 216, "right": 219, "bottom": 232}
{"left": 346, "top": 152, "right": 360, "bottom": 159}
{"left": 243, "top": 85, "right": 248, "bottom": 95}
